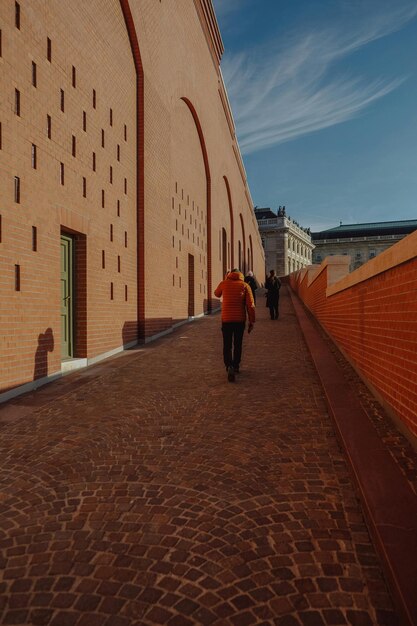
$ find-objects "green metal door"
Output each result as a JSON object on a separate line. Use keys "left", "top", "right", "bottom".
{"left": 61, "top": 235, "right": 73, "bottom": 359}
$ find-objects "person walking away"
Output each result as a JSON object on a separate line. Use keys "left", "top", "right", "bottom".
{"left": 265, "top": 269, "right": 281, "bottom": 320}
{"left": 214, "top": 268, "right": 255, "bottom": 382}
{"left": 244, "top": 270, "right": 258, "bottom": 304}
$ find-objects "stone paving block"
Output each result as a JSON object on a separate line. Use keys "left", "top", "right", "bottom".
{"left": 0, "top": 288, "right": 406, "bottom": 625}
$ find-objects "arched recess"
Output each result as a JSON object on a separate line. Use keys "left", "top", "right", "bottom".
{"left": 239, "top": 213, "right": 246, "bottom": 274}
{"left": 221, "top": 228, "right": 227, "bottom": 278}
{"left": 249, "top": 234, "right": 253, "bottom": 271}
{"left": 181, "top": 97, "right": 212, "bottom": 313}
{"left": 119, "top": 0, "right": 145, "bottom": 340}
{"left": 223, "top": 176, "right": 234, "bottom": 270}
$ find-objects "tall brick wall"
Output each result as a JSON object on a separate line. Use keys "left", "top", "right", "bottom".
{"left": 128, "top": 0, "right": 264, "bottom": 329}
{"left": 0, "top": 0, "right": 137, "bottom": 393}
{"left": 0, "top": 0, "right": 265, "bottom": 396}
{"left": 290, "top": 234, "right": 417, "bottom": 440}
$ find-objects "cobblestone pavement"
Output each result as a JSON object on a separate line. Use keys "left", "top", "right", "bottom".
{"left": 0, "top": 288, "right": 397, "bottom": 626}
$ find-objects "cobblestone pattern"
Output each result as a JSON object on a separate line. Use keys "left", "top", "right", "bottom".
{"left": 0, "top": 288, "right": 397, "bottom": 625}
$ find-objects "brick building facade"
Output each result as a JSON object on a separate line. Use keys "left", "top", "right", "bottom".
{"left": 0, "top": 0, "right": 264, "bottom": 398}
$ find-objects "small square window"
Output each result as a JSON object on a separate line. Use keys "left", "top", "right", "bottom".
{"left": 32, "top": 61, "right": 37, "bottom": 87}
{"left": 14, "top": 176, "right": 20, "bottom": 203}
{"left": 15, "top": 89, "right": 20, "bottom": 116}
{"left": 15, "top": 2, "right": 20, "bottom": 29}
{"left": 31, "top": 144, "right": 37, "bottom": 169}
{"left": 15, "top": 264, "right": 21, "bottom": 291}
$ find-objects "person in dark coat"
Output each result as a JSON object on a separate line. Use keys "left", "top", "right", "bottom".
{"left": 244, "top": 270, "right": 258, "bottom": 303}
{"left": 265, "top": 269, "right": 281, "bottom": 319}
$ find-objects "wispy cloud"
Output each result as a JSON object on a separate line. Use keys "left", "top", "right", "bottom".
{"left": 213, "top": 0, "right": 246, "bottom": 20}
{"left": 221, "top": 2, "right": 417, "bottom": 154}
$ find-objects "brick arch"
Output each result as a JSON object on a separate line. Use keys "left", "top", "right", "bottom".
{"left": 249, "top": 234, "right": 253, "bottom": 271}
{"left": 223, "top": 176, "right": 234, "bottom": 270}
{"left": 181, "top": 97, "right": 212, "bottom": 313}
{"left": 119, "top": 0, "right": 145, "bottom": 339}
{"left": 239, "top": 213, "right": 246, "bottom": 274}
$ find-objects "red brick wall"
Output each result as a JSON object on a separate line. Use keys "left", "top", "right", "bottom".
{"left": 0, "top": 0, "right": 265, "bottom": 395}
{"left": 0, "top": 0, "right": 137, "bottom": 393}
{"left": 290, "top": 239, "right": 417, "bottom": 439}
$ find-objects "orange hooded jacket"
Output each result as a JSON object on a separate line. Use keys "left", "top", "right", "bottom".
{"left": 214, "top": 271, "right": 255, "bottom": 324}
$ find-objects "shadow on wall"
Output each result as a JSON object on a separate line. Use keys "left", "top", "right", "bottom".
{"left": 122, "top": 321, "right": 139, "bottom": 347}
{"left": 122, "top": 309, "right": 215, "bottom": 346}
{"left": 33, "top": 328, "right": 54, "bottom": 381}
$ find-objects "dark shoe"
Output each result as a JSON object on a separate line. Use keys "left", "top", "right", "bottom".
{"left": 227, "top": 366, "right": 235, "bottom": 382}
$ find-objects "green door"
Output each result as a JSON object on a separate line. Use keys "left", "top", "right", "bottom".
{"left": 61, "top": 235, "right": 73, "bottom": 359}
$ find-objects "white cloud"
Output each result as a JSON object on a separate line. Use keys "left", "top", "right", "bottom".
{"left": 221, "top": 2, "right": 417, "bottom": 154}
{"left": 212, "top": 0, "right": 245, "bottom": 20}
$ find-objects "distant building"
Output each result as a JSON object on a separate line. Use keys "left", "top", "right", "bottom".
{"left": 255, "top": 207, "right": 314, "bottom": 277}
{"left": 312, "top": 220, "right": 417, "bottom": 271}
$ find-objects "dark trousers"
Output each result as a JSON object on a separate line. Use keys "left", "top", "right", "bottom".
{"left": 268, "top": 297, "right": 279, "bottom": 319}
{"left": 222, "top": 322, "right": 245, "bottom": 369}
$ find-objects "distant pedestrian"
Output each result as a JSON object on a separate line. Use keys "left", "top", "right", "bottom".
{"left": 265, "top": 269, "right": 281, "bottom": 320}
{"left": 214, "top": 268, "right": 255, "bottom": 382}
{"left": 244, "top": 270, "right": 258, "bottom": 304}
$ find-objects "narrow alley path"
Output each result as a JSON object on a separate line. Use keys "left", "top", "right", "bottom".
{"left": 0, "top": 288, "right": 398, "bottom": 626}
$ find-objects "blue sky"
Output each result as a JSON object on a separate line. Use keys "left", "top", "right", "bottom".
{"left": 212, "top": 0, "right": 417, "bottom": 231}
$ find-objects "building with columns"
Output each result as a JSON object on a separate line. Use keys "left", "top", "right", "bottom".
{"left": 312, "top": 220, "right": 417, "bottom": 271}
{"left": 255, "top": 207, "right": 314, "bottom": 277}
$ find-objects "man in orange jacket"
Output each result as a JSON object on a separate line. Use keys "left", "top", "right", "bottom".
{"left": 214, "top": 269, "right": 255, "bottom": 382}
